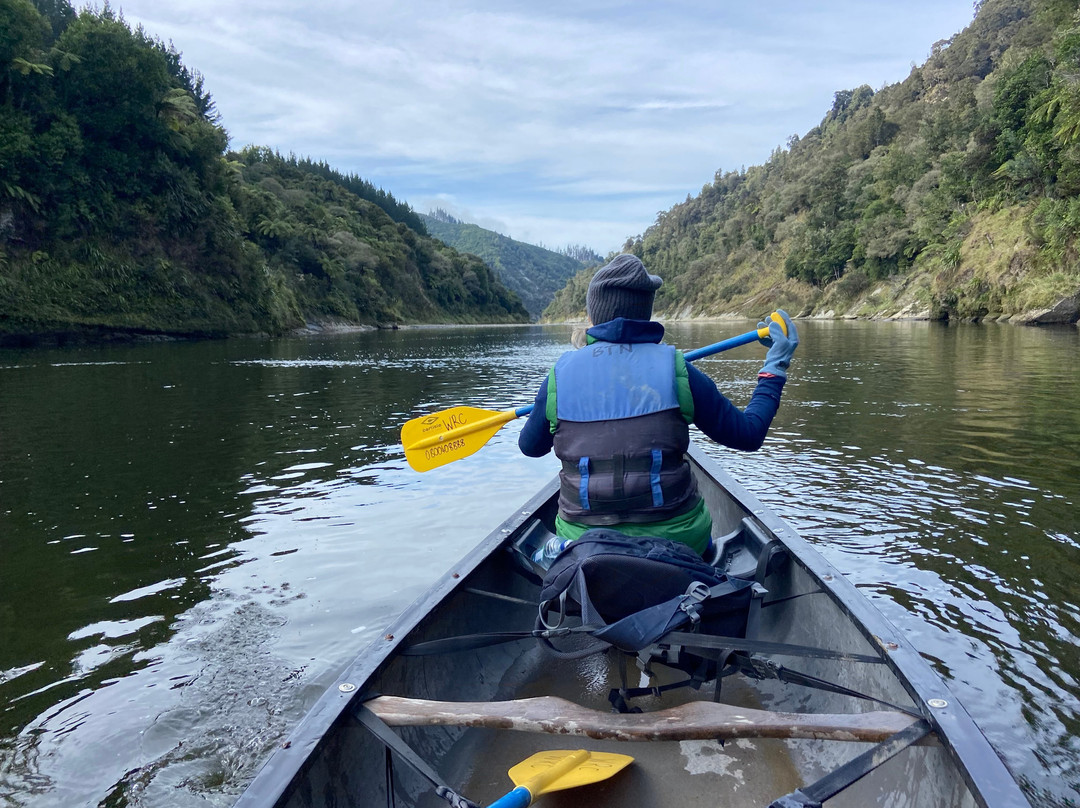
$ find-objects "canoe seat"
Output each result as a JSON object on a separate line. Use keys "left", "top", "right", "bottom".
{"left": 713, "top": 516, "right": 789, "bottom": 582}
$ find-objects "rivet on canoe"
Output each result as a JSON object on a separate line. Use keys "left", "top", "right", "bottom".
{"left": 928, "top": 698, "right": 949, "bottom": 709}
{"left": 338, "top": 683, "right": 356, "bottom": 693}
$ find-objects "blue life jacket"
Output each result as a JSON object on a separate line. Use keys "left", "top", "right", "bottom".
{"left": 546, "top": 340, "right": 697, "bottom": 525}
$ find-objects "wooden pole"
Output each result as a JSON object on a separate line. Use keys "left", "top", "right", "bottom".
{"left": 365, "top": 695, "right": 921, "bottom": 743}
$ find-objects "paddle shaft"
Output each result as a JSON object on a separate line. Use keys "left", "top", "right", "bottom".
{"left": 488, "top": 787, "right": 532, "bottom": 808}
{"left": 401, "top": 317, "right": 782, "bottom": 471}
{"left": 488, "top": 750, "right": 590, "bottom": 808}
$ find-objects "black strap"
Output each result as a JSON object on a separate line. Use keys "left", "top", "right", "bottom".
{"left": 560, "top": 482, "right": 657, "bottom": 513}
{"left": 610, "top": 653, "right": 737, "bottom": 713}
{"left": 462, "top": 587, "right": 538, "bottom": 607}
{"left": 563, "top": 454, "right": 684, "bottom": 475}
{"left": 383, "top": 747, "right": 397, "bottom": 808}
{"left": 612, "top": 453, "right": 626, "bottom": 504}
{"left": 711, "top": 649, "right": 736, "bottom": 702}
{"left": 659, "top": 632, "right": 884, "bottom": 665}
{"left": 744, "top": 537, "right": 785, "bottom": 639}
{"left": 402, "top": 627, "right": 883, "bottom": 665}
{"left": 760, "top": 590, "right": 824, "bottom": 608}
{"left": 755, "top": 538, "right": 786, "bottom": 583}
{"left": 768, "top": 719, "right": 933, "bottom": 807}
{"left": 608, "top": 675, "right": 709, "bottom": 712}
{"left": 354, "top": 704, "right": 480, "bottom": 808}
{"left": 745, "top": 584, "right": 766, "bottom": 639}
{"left": 401, "top": 631, "right": 538, "bottom": 655}
{"left": 733, "top": 654, "right": 920, "bottom": 717}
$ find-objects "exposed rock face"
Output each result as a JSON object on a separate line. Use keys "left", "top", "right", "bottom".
{"left": 885, "top": 302, "right": 933, "bottom": 321}
{"left": 1012, "top": 296, "right": 1080, "bottom": 325}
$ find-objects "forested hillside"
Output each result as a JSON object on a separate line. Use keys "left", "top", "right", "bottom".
{"left": 421, "top": 210, "right": 599, "bottom": 318}
{"left": 546, "top": 0, "right": 1080, "bottom": 324}
{"left": 0, "top": 0, "right": 527, "bottom": 343}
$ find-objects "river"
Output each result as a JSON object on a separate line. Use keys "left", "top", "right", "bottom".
{"left": 0, "top": 319, "right": 1078, "bottom": 807}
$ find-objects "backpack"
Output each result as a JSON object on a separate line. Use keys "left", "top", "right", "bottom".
{"left": 535, "top": 529, "right": 753, "bottom": 666}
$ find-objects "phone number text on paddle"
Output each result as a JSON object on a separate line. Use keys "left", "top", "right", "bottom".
{"left": 425, "top": 438, "right": 466, "bottom": 459}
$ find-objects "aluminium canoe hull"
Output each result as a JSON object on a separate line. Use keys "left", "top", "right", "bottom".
{"left": 235, "top": 445, "right": 1028, "bottom": 808}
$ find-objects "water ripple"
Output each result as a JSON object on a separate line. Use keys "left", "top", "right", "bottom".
{"left": 2, "top": 321, "right": 1078, "bottom": 806}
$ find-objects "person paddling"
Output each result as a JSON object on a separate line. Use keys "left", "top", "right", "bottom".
{"left": 518, "top": 254, "right": 798, "bottom": 556}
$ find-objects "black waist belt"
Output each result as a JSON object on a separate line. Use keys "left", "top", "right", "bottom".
{"left": 562, "top": 455, "right": 685, "bottom": 475}
{"left": 562, "top": 494, "right": 699, "bottom": 525}
{"left": 560, "top": 486, "right": 658, "bottom": 512}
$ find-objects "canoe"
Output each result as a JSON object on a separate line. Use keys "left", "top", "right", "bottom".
{"left": 235, "top": 444, "right": 1029, "bottom": 808}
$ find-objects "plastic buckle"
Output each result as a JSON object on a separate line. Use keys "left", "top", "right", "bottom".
{"left": 678, "top": 581, "right": 711, "bottom": 624}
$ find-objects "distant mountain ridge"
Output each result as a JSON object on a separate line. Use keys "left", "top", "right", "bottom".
{"left": 420, "top": 211, "right": 599, "bottom": 318}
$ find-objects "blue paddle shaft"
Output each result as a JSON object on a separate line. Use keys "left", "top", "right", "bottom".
{"left": 511, "top": 326, "right": 762, "bottom": 420}
{"left": 682, "top": 329, "right": 760, "bottom": 361}
{"left": 488, "top": 785, "right": 532, "bottom": 808}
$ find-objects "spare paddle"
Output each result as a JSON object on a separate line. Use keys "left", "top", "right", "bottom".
{"left": 401, "top": 313, "right": 788, "bottom": 472}
{"left": 488, "top": 749, "right": 634, "bottom": 808}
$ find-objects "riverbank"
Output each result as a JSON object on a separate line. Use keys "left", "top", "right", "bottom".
{"left": 6, "top": 295, "right": 1077, "bottom": 350}
{"left": 658, "top": 275, "right": 1080, "bottom": 326}
{"left": 0, "top": 317, "right": 532, "bottom": 349}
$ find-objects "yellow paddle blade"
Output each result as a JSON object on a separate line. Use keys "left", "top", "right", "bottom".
{"left": 400, "top": 405, "right": 519, "bottom": 472}
{"left": 507, "top": 749, "right": 634, "bottom": 796}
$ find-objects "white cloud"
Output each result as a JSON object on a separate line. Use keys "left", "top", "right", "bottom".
{"left": 119, "top": 0, "right": 976, "bottom": 254}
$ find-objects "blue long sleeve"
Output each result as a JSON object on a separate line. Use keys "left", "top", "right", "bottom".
{"left": 686, "top": 365, "right": 785, "bottom": 451}
{"left": 518, "top": 378, "right": 554, "bottom": 457}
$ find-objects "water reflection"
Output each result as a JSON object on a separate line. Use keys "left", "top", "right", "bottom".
{"left": 0, "top": 320, "right": 1077, "bottom": 806}
{"left": 690, "top": 320, "right": 1080, "bottom": 806}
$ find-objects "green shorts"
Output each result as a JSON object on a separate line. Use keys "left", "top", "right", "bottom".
{"left": 555, "top": 496, "right": 713, "bottom": 555}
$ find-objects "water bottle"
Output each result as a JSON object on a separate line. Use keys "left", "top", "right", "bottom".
{"left": 532, "top": 536, "right": 566, "bottom": 567}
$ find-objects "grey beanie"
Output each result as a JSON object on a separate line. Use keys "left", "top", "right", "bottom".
{"left": 586, "top": 254, "right": 663, "bottom": 324}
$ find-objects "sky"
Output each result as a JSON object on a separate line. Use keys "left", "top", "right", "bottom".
{"left": 117, "top": 0, "right": 978, "bottom": 256}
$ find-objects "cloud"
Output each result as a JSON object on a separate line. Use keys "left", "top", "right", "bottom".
{"left": 119, "top": 0, "right": 976, "bottom": 254}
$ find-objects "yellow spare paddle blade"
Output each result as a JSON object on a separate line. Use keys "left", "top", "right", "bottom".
{"left": 489, "top": 749, "right": 633, "bottom": 806}
{"left": 508, "top": 749, "right": 634, "bottom": 796}
{"left": 400, "top": 405, "right": 520, "bottom": 472}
